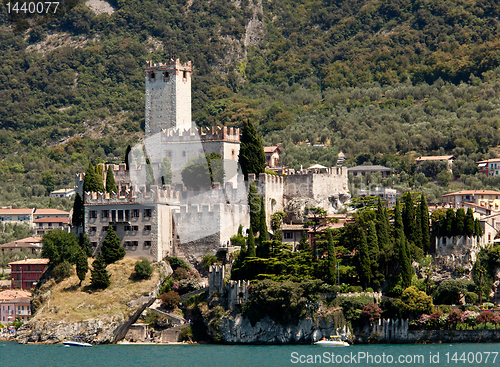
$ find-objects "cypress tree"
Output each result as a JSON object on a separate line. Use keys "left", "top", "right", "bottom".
{"left": 145, "top": 156, "right": 155, "bottom": 190}
{"left": 465, "top": 208, "right": 475, "bottom": 236}
{"left": 94, "top": 164, "right": 105, "bottom": 192}
{"left": 415, "top": 201, "right": 423, "bottom": 249}
{"left": 72, "top": 193, "right": 84, "bottom": 227}
{"left": 248, "top": 180, "right": 261, "bottom": 234}
{"left": 238, "top": 120, "right": 266, "bottom": 180}
{"left": 420, "top": 193, "right": 430, "bottom": 252}
{"left": 79, "top": 232, "right": 93, "bottom": 257}
{"left": 83, "top": 163, "right": 96, "bottom": 193}
{"left": 91, "top": 255, "right": 111, "bottom": 289}
{"left": 402, "top": 193, "right": 417, "bottom": 244}
{"left": 246, "top": 229, "right": 256, "bottom": 257}
{"left": 298, "top": 230, "right": 310, "bottom": 252}
{"left": 160, "top": 157, "right": 172, "bottom": 186}
{"left": 105, "top": 166, "right": 117, "bottom": 194}
{"left": 367, "top": 221, "right": 379, "bottom": 272}
{"left": 376, "top": 198, "right": 389, "bottom": 250}
{"left": 445, "top": 208, "right": 455, "bottom": 236}
{"left": 327, "top": 230, "right": 337, "bottom": 285}
{"left": 394, "top": 198, "right": 404, "bottom": 241}
{"left": 100, "top": 227, "right": 125, "bottom": 265}
{"left": 358, "top": 229, "right": 371, "bottom": 288}
{"left": 76, "top": 248, "right": 89, "bottom": 286}
{"left": 475, "top": 219, "right": 483, "bottom": 238}
{"left": 259, "top": 197, "right": 268, "bottom": 242}
{"left": 455, "top": 208, "right": 466, "bottom": 235}
{"left": 399, "top": 237, "right": 412, "bottom": 289}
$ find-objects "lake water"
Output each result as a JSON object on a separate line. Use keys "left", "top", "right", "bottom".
{"left": 2, "top": 341, "right": 500, "bottom": 366}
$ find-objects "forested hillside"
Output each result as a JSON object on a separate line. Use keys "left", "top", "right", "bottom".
{"left": 1, "top": 0, "right": 500, "bottom": 204}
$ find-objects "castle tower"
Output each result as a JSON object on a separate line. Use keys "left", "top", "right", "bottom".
{"left": 145, "top": 59, "right": 192, "bottom": 137}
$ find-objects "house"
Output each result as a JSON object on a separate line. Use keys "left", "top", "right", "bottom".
{"left": 1, "top": 237, "right": 43, "bottom": 254}
{"left": 476, "top": 158, "right": 500, "bottom": 176}
{"left": 8, "top": 258, "right": 49, "bottom": 290}
{"left": 33, "top": 217, "right": 70, "bottom": 236}
{"left": 441, "top": 190, "right": 500, "bottom": 211}
{"left": 0, "top": 208, "right": 34, "bottom": 227}
{"left": 264, "top": 146, "right": 280, "bottom": 168}
{"left": 347, "top": 165, "right": 395, "bottom": 178}
{"left": 33, "top": 208, "right": 70, "bottom": 220}
{"left": 0, "top": 290, "right": 31, "bottom": 324}
{"left": 50, "top": 188, "right": 76, "bottom": 198}
{"left": 415, "top": 155, "right": 455, "bottom": 172}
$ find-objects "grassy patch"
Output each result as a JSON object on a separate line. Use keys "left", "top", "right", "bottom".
{"left": 35, "top": 258, "right": 159, "bottom": 323}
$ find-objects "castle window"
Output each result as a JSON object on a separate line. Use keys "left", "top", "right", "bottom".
{"left": 133, "top": 226, "right": 139, "bottom": 231}
{"left": 232, "top": 150, "right": 235, "bottom": 156}
{"left": 144, "top": 241, "right": 151, "bottom": 247}
{"left": 101, "top": 210, "right": 109, "bottom": 218}
{"left": 124, "top": 225, "right": 131, "bottom": 231}
{"left": 132, "top": 209, "right": 140, "bottom": 218}
{"left": 144, "top": 209, "right": 152, "bottom": 217}
{"left": 163, "top": 71, "right": 170, "bottom": 81}
{"left": 89, "top": 210, "right": 97, "bottom": 219}
{"left": 91, "top": 242, "right": 97, "bottom": 247}
{"left": 90, "top": 227, "right": 96, "bottom": 233}
{"left": 183, "top": 70, "right": 187, "bottom": 80}
{"left": 182, "top": 151, "right": 186, "bottom": 157}
{"left": 113, "top": 226, "right": 117, "bottom": 231}
{"left": 124, "top": 241, "right": 131, "bottom": 247}
{"left": 284, "top": 232, "right": 292, "bottom": 239}
{"left": 132, "top": 241, "right": 139, "bottom": 247}
{"left": 150, "top": 72, "right": 155, "bottom": 79}
{"left": 103, "top": 226, "right": 109, "bottom": 232}
{"left": 144, "top": 225, "right": 151, "bottom": 231}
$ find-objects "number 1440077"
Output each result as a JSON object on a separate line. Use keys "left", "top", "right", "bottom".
{"left": 445, "top": 352, "right": 498, "bottom": 364}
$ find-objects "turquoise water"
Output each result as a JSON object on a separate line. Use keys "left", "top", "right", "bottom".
{"left": 2, "top": 341, "right": 500, "bottom": 366}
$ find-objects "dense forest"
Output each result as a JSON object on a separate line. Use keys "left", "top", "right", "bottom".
{"left": 2, "top": 0, "right": 500, "bottom": 204}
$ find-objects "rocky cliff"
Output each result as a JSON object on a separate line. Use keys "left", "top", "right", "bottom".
{"left": 218, "top": 312, "right": 349, "bottom": 344}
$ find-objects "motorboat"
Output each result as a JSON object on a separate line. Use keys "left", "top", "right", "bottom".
{"left": 63, "top": 339, "right": 92, "bottom": 347}
{"left": 314, "top": 335, "right": 349, "bottom": 347}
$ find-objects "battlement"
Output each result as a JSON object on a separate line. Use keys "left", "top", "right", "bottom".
{"left": 160, "top": 126, "right": 240, "bottom": 143}
{"left": 176, "top": 203, "right": 248, "bottom": 215}
{"left": 84, "top": 185, "right": 180, "bottom": 205}
{"left": 145, "top": 59, "right": 192, "bottom": 72}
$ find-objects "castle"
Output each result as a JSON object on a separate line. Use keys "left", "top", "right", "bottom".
{"left": 76, "top": 59, "right": 350, "bottom": 263}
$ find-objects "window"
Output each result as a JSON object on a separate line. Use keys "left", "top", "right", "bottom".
{"left": 124, "top": 241, "right": 131, "bottom": 247}
{"left": 183, "top": 70, "right": 187, "bottom": 79}
{"left": 124, "top": 225, "right": 131, "bottom": 231}
{"left": 144, "top": 225, "right": 151, "bottom": 231}
{"left": 132, "top": 209, "right": 140, "bottom": 218}
{"left": 117, "top": 210, "right": 124, "bottom": 221}
{"left": 125, "top": 210, "right": 130, "bottom": 221}
{"left": 284, "top": 232, "right": 293, "bottom": 239}
{"left": 144, "top": 209, "right": 152, "bottom": 217}
{"left": 102, "top": 210, "right": 109, "bottom": 218}
{"left": 91, "top": 242, "right": 97, "bottom": 247}
{"left": 113, "top": 226, "right": 117, "bottom": 231}
{"left": 132, "top": 241, "right": 139, "bottom": 246}
{"left": 89, "top": 210, "right": 97, "bottom": 219}
{"left": 90, "top": 227, "right": 97, "bottom": 233}
{"left": 103, "top": 226, "right": 109, "bottom": 232}
{"left": 144, "top": 241, "right": 151, "bottom": 247}
{"left": 133, "top": 226, "right": 139, "bottom": 231}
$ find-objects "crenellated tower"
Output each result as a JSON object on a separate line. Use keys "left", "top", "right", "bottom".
{"left": 145, "top": 59, "right": 192, "bottom": 136}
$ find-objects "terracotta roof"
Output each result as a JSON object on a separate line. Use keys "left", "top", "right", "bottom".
{"left": 0, "top": 290, "right": 31, "bottom": 301}
{"left": 33, "top": 217, "right": 69, "bottom": 224}
{"left": 34, "top": 209, "right": 69, "bottom": 215}
{"left": 8, "top": 258, "right": 49, "bottom": 266}
{"left": 442, "top": 190, "right": 500, "bottom": 197}
{"left": 416, "top": 155, "right": 455, "bottom": 161}
{"left": 264, "top": 146, "right": 280, "bottom": 153}
{"left": 1, "top": 239, "right": 42, "bottom": 249}
{"left": 0, "top": 208, "right": 34, "bottom": 215}
{"left": 476, "top": 158, "right": 500, "bottom": 164}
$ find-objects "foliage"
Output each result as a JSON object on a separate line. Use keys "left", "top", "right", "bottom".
{"left": 257, "top": 196, "right": 269, "bottom": 257}
{"left": 160, "top": 291, "right": 181, "bottom": 310}
{"left": 72, "top": 193, "right": 84, "bottom": 228}
{"left": 361, "top": 303, "right": 382, "bottom": 325}
{"left": 75, "top": 249, "right": 89, "bottom": 285}
{"left": 334, "top": 295, "right": 375, "bottom": 328}
{"left": 239, "top": 120, "right": 265, "bottom": 180}
{"left": 202, "top": 254, "right": 219, "bottom": 270}
{"left": 166, "top": 256, "right": 191, "bottom": 272}
{"left": 78, "top": 233, "right": 93, "bottom": 258}
{"left": 242, "top": 279, "right": 322, "bottom": 325}
{"left": 52, "top": 260, "right": 73, "bottom": 282}
{"left": 41, "top": 230, "right": 79, "bottom": 266}
{"left": 246, "top": 227, "right": 256, "bottom": 258}
{"left": 100, "top": 227, "right": 125, "bottom": 265}
{"left": 160, "top": 157, "right": 172, "bottom": 186}
{"left": 400, "top": 286, "right": 433, "bottom": 316}
{"left": 248, "top": 180, "right": 260, "bottom": 234}
{"left": 105, "top": 166, "right": 117, "bottom": 194}
{"left": 434, "top": 279, "right": 475, "bottom": 305}
{"left": 12, "top": 318, "right": 23, "bottom": 330}
{"left": 181, "top": 153, "right": 224, "bottom": 190}
{"left": 134, "top": 258, "right": 153, "bottom": 279}
{"left": 90, "top": 255, "right": 110, "bottom": 289}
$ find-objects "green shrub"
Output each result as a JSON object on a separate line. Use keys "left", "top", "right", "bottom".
{"left": 166, "top": 256, "right": 190, "bottom": 271}
{"left": 179, "top": 325, "right": 193, "bottom": 342}
{"left": 134, "top": 258, "right": 153, "bottom": 279}
{"left": 202, "top": 254, "right": 218, "bottom": 270}
{"left": 52, "top": 261, "right": 72, "bottom": 282}
{"left": 465, "top": 292, "right": 479, "bottom": 305}
{"left": 160, "top": 291, "right": 180, "bottom": 310}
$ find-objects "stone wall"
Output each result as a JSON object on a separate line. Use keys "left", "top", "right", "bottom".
{"left": 435, "top": 235, "right": 482, "bottom": 270}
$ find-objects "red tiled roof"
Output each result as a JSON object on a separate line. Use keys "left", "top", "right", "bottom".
{"left": 0, "top": 290, "right": 31, "bottom": 301}
{"left": 8, "top": 258, "right": 49, "bottom": 266}
{"left": 264, "top": 146, "right": 280, "bottom": 153}
{"left": 34, "top": 209, "right": 69, "bottom": 215}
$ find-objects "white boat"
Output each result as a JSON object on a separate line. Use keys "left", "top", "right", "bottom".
{"left": 314, "top": 335, "right": 349, "bottom": 347}
{"left": 63, "top": 340, "right": 92, "bottom": 347}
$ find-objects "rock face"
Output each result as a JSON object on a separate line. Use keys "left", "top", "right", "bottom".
{"left": 16, "top": 317, "right": 123, "bottom": 345}
{"left": 219, "top": 313, "right": 348, "bottom": 344}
